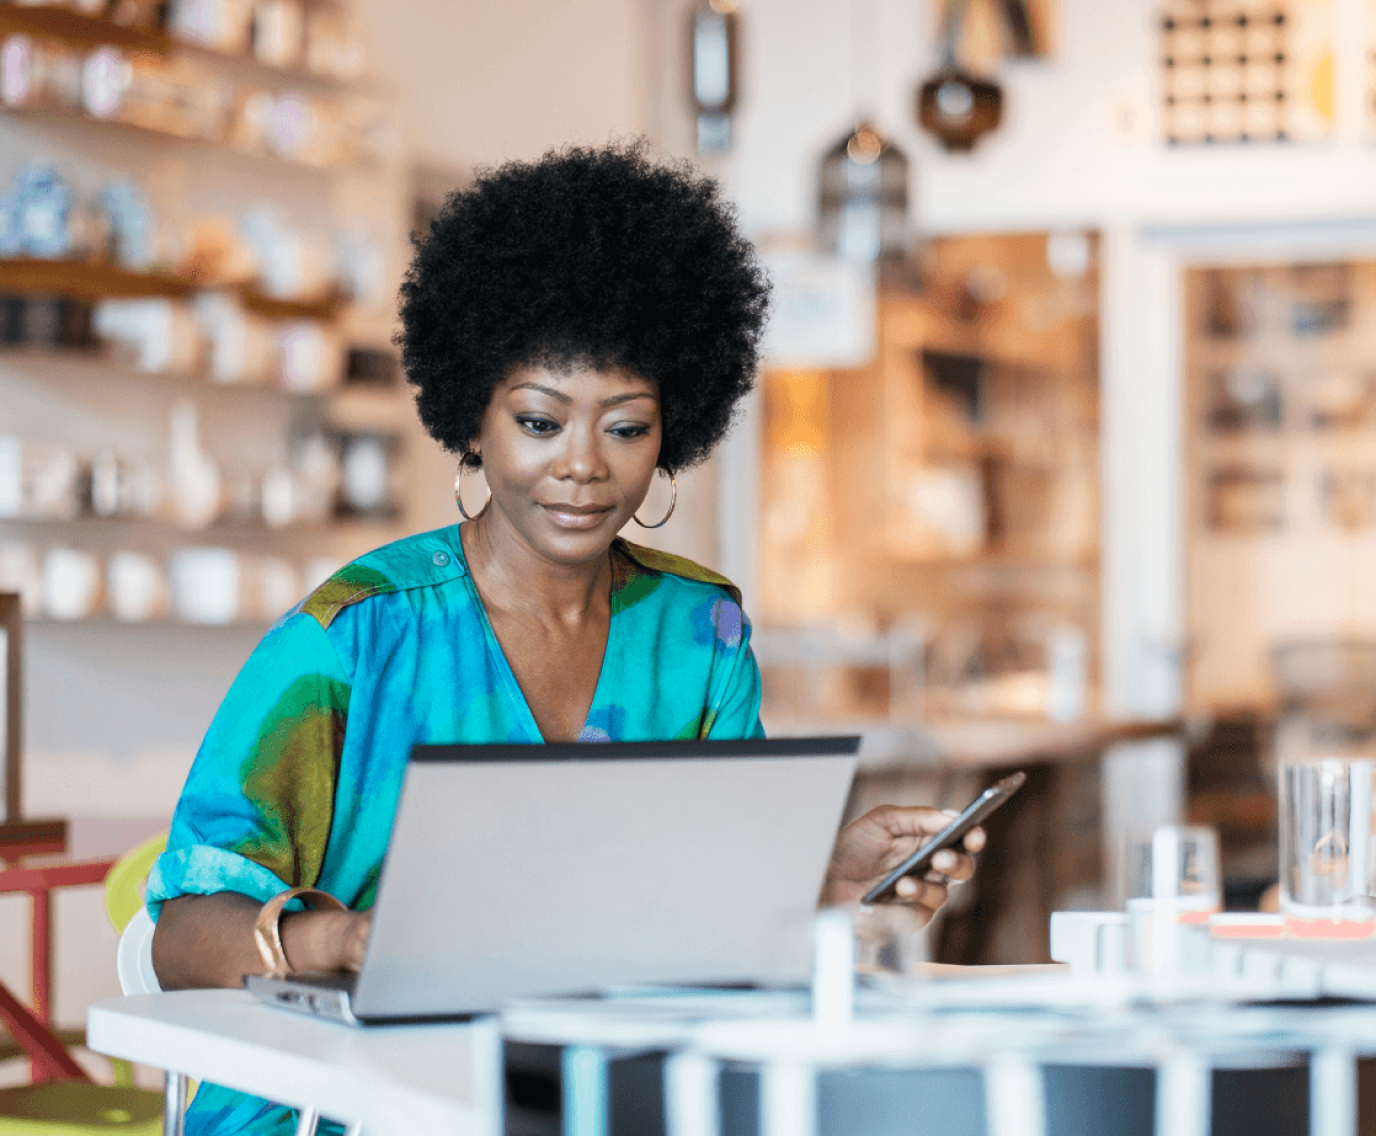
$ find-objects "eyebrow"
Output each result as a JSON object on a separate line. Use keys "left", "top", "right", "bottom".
{"left": 511, "top": 382, "right": 658, "bottom": 408}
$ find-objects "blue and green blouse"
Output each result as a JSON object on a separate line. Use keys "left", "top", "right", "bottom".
{"left": 147, "top": 524, "right": 763, "bottom": 1136}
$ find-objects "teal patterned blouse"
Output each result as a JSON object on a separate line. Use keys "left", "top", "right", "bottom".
{"left": 147, "top": 524, "right": 763, "bottom": 1136}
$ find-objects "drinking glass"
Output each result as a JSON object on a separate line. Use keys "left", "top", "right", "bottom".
{"left": 1278, "top": 758, "right": 1376, "bottom": 935}
{"left": 852, "top": 902, "right": 928, "bottom": 978}
{"left": 1272, "top": 641, "right": 1376, "bottom": 936}
{"left": 1124, "top": 825, "right": 1221, "bottom": 973}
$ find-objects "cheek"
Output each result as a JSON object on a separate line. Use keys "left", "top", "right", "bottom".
{"left": 481, "top": 432, "right": 546, "bottom": 489}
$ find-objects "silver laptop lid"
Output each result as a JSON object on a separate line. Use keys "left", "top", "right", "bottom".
{"left": 351, "top": 737, "right": 860, "bottom": 1022}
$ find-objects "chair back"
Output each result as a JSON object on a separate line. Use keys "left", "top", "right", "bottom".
{"left": 104, "top": 834, "right": 167, "bottom": 996}
{"left": 116, "top": 908, "right": 162, "bottom": 996}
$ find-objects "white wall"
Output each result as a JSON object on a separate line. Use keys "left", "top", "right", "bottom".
{"left": 717, "top": 0, "right": 1376, "bottom": 234}
{"left": 354, "top": 0, "right": 652, "bottom": 169}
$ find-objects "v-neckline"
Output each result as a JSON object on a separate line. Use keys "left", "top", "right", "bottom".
{"left": 453, "top": 523, "right": 618, "bottom": 743}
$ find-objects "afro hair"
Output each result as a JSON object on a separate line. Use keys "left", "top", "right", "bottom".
{"left": 397, "top": 142, "right": 770, "bottom": 473}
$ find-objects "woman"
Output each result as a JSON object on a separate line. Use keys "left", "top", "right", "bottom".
{"left": 148, "top": 144, "right": 982, "bottom": 1135}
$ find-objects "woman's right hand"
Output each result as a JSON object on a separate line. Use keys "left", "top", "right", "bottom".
{"left": 282, "top": 908, "right": 373, "bottom": 973}
{"left": 153, "top": 892, "right": 372, "bottom": 990}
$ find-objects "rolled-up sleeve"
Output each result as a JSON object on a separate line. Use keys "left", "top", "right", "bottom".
{"left": 147, "top": 613, "right": 352, "bottom": 920}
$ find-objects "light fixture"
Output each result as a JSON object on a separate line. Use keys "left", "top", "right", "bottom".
{"left": 689, "top": 0, "right": 739, "bottom": 156}
{"left": 817, "top": 120, "right": 910, "bottom": 263}
{"left": 917, "top": 67, "right": 1002, "bottom": 152}
{"left": 816, "top": 0, "right": 910, "bottom": 262}
{"left": 915, "top": 0, "right": 1003, "bottom": 152}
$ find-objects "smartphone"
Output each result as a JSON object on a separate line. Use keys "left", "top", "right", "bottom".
{"left": 860, "top": 771, "right": 1027, "bottom": 905}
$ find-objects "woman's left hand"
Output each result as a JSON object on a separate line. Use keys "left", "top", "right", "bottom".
{"left": 819, "top": 805, "right": 984, "bottom": 922}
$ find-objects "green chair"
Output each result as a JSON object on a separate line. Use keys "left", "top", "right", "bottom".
{"left": 0, "top": 834, "right": 172, "bottom": 1135}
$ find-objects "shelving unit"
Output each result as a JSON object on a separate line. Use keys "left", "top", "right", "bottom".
{"left": 1184, "top": 259, "right": 1376, "bottom": 712}
{"left": 0, "top": 0, "right": 414, "bottom": 625}
{"left": 0, "top": 0, "right": 421, "bottom": 843}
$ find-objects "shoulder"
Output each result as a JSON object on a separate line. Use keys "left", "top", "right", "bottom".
{"left": 297, "top": 526, "right": 466, "bottom": 631}
{"left": 612, "top": 538, "right": 743, "bottom": 607}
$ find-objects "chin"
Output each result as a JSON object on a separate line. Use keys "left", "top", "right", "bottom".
{"left": 527, "top": 515, "right": 623, "bottom": 565}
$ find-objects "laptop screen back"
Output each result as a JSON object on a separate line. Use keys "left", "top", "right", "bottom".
{"left": 351, "top": 737, "right": 859, "bottom": 1020}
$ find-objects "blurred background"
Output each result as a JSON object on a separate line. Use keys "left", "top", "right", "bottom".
{"left": 1, "top": 0, "right": 1374, "bottom": 1040}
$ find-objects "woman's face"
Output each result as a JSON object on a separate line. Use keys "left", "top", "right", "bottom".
{"left": 471, "top": 363, "right": 663, "bottom": 565}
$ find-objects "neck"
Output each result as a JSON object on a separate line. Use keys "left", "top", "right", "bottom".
{"left": 460, "top": 512, "right": 613, "bottom": 627}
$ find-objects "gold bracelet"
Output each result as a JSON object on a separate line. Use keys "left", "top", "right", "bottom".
{"left": 253, "top": 886, "right": 347, "bottom": 976}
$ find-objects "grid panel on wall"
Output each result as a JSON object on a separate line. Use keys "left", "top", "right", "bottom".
{"left": 1161, "top": 0, "right": 1335, "bottom": 145}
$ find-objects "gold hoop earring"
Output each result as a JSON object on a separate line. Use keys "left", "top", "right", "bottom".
{"left": 454, "top": 454, "right": 490, "bottom": 521}
{"left": 633, "top": 470, "right": 676, "bottom": 529}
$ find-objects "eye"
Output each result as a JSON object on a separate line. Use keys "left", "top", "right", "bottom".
{"left": 516, "top": 415, "right": 560, "bottom": 436}
{"left": 609, "top": 423, "right": 651, "bottom": 440}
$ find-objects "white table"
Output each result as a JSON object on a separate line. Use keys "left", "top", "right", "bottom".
{"left": 87, "top": 990, "right": 504, "bottom": 1136}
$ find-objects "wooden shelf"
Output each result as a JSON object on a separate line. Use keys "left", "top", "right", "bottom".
{"left": 0, "top": 102, "right": 361, "bottom": 173}
{"left": 26, "top": 616, "right": 272, "bottom": 631}
{"left": 0, "top": 259, "right": 194, "bottom": 302}
{"left": 0, "top": 347, "right": 330, "bottom": 400}
{"left": 240, "top": 286, "right": 343, "bottom": 321}
{"left": 0, "top": 515, "right": 391, "bottom": 543}
{"left": 0, "top": 5, "right": 361, "bottom": 91}
{"left": 0, "top": 259, "right": 343, "bottom": 320}
{"left": 0, "top": 6, "right": 170, "bottom": 56}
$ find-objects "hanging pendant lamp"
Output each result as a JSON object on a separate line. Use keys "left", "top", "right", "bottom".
{"left": 915, "top": 0, "right": 1003, "bottom": 152}
{"left": 689, "top": 0, "right": 740, "bottom": 156}
{"left": 817, "top": 121, "right": 910, "bottom": 262}
{"left": 816, "top": 0, "right": 910, "bottom": 263}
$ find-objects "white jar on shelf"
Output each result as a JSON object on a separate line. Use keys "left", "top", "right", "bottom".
{"left": 252, "top": 0, "right": 306, "bottom": 70}
{"left": 93, "top": 298, "right": 205, "bottom": 375}
{"left": 277, "top": 321, "right": 342, "bottom": 392}
{"left": 107, "top": 550, "right": 170, "bottom": 623}
{"left": 193, "top": 292, "right": 275, "bottom": 385}
{"left": 42, "top": 547, "right": 103, "bottom": 621}
{"left": 168, "top": 546, "right": 240, "bottom": 625}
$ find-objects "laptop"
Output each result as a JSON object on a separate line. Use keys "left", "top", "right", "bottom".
{"left": 245, "top": 735, "right": 860, "bottom": 1024}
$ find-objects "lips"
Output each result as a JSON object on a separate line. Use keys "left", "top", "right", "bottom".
{"left": 542, "top": 503, "right": 610, "bottom": 514}
{"left": 540, "top": 502, "right": 614, "bottom": 529}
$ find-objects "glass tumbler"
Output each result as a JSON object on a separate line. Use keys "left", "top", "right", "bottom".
{"left": 1272, "top": 641, "right": 1376, "bottom": 937}
{"left": 1278, "top": 758, "right": 1376, "bottom": 935}
{"left": 1124, "top": 825, "right": 1221, "bottom": 973}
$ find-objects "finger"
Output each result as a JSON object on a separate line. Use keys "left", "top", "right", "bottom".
{"left": 891, "top": 874, "right": 948, "bottom": 912}
{"left": 962, "top": 825, "right": 987, "bottom": 853}
{"left": 872, "top": 804, "right": 963, "bottom": 840}
{"left": 931, "top": 847, "right": 978, "bottom": 881}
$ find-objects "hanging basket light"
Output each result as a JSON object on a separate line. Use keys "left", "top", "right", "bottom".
{"left": 816, "top": 121, "right": 910, "bottom": 263}
{"left": 916, "top": 66, "right": 1003, "bottom": 153}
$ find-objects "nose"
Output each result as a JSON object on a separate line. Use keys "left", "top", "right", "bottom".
{"left": 552, "top": 422, "right": 609, "bottom": 483}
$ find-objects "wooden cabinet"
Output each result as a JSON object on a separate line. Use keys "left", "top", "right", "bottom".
{"left": 757, "top": 232, "right": 1101, "bottom": 726}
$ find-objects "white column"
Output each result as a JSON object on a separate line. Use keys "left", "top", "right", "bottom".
{"left": 1099, "top": 223, "right": 1186, "bottom": 719}
{"left": 718, "top": 383, "right": 763, "bottom": 615}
